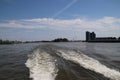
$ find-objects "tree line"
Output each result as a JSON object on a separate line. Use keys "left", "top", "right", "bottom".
{"left": 0, "top": 38, "right": 69, "bottom": 44}
{"left": 52, "top": 38, "right": 69, "bottom": 42}
{"left": 0, "top": 39, "right": 22, "bottom": 44}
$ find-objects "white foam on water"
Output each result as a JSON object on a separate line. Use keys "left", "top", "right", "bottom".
{"left": 57, "top": 50, "right": 120, "bottom": 80}
{"left": 25, "top": 49, "right": 58, "bottom": 80}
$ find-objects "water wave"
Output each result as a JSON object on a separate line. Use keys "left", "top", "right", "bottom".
{"left": 57, "top": 49, "right": 120, "bottom": 80}
{"left": 25, "top": 48, "right": 58, "bottom": 80}
{"left": 25, "top": 45, "right": 120, "bottom": 80}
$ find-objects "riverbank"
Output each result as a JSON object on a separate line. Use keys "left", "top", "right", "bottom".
{"left": 0, "top": 40, "right": 22, "bottom": 44}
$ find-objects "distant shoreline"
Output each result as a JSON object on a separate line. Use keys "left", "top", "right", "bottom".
{"left": 0, "top": 40, "right": 22, "bottom": 45}
{"left": 86, "top": 41, "right": 120, "bottom": 43}
{"left": 1, "top": 40, "right": 120, "bottom": 45}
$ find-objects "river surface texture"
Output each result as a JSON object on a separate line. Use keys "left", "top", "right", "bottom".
{"left": 0, "top": 42, "right": 120, "bottom": 80}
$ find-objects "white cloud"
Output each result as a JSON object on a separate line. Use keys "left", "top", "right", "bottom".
{"left": 0, "top": 17, "right": 120, "bottom": 31}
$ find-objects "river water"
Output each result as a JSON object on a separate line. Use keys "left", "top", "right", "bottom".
{"left": 0, "top": 42, "right": 120, "bottom": 80}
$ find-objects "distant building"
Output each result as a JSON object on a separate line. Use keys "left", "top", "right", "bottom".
{"left": 95, "top": 37, "right": 116, "bottom": 41}
{"left": 86, "top": 31, "right": 90, "bottom": 42}
{"left": 90, "top": 32, "right": 96, "bottom": 40}
{"left": 86, "top": 31, "right": 96, "bottom": 41}
{"left": 85, "top": 31, "right": 120, "bottom": 42}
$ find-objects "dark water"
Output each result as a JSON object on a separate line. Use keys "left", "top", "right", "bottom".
{"left": 0, "top": 42, "right": 120, "bottom": 80}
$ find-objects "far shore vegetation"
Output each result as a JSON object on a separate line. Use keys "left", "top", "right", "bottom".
{"left": 0, "top": 38, "right": 69, "bottom": 44}
{"left": 25, "top": 38, "right": 69, "bottom": 43}
{"left": 52, "top": 38, "right": 69, "bottom": 42}
{"left": 0, "top": 39, "right": 22, "bottom": 44}
{"left": 0, "top": 38, "right": 83, "bottom": 44}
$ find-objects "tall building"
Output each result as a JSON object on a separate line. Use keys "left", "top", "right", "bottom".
{"left": 86, "top": 31, "right": 90, "bottom": 41}
{"left": 91, "top": 32, "right": 96, "bottom": 40}
{"left": 86, "top": 31, "right": 96, "bottom": 41}
{"left": 86, "top": 31, "right": 120, "bottom": 42}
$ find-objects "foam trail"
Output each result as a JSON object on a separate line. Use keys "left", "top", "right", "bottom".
{"left": 57, "top": 50, "right": 120, "bottom": 80}
{"left": 25, "top": 48, "right": 58, "bottom": 80}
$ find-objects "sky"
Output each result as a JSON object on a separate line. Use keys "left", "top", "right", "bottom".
{"left": 0, "top": 0, "right": 120, "bottom": 41}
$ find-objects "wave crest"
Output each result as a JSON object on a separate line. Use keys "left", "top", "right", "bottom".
{"left": 25, "top": 48, "right": 58, "bottom": 80}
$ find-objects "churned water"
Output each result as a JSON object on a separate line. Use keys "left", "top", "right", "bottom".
{"left": 0, "top": 42, "right": 120, "bottom": 80}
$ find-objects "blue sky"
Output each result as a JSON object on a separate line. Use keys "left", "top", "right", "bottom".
{"left": 0, "top": 0, "right": 120, "bottom": 41}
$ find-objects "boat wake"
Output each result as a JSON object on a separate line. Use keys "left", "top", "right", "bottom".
{"left": 25, "top": 47, "right": 58, "bottom": 80}
{"left": 25, "top": 45, "right": 120, "bottom": 80}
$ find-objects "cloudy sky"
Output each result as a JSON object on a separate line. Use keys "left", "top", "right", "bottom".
{"left": 0, "top": 0, "right": 120, "bottom": 41}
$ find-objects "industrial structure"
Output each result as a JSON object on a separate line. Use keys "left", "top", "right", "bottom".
{"left": 86, "top": 31, "right": 120, "bottom": 42}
